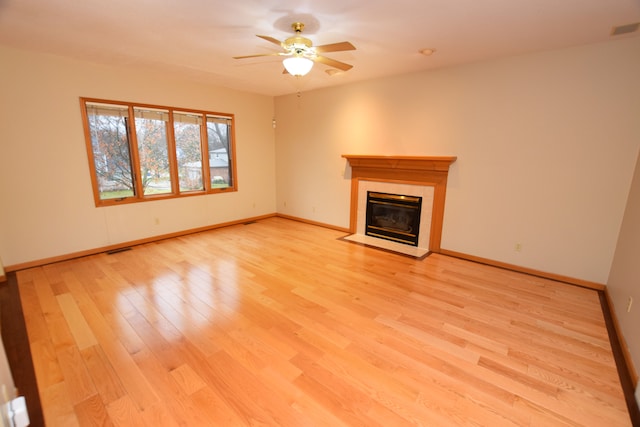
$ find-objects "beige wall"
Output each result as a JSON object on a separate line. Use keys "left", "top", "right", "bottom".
{"left": 608, "top": 148, "right": 640, "bottom": 381}
{"left": 0, "top": 46, "right": 276, "bottom": 267}
{"left": 274, "top": 37, "right": 640, "bottom": 284}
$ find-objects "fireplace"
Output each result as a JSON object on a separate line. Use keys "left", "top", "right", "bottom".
{"left": 342, "top": 155, "right": 457, "bottom": 255}
{"left": 365, "top": 192, "right": 422, "bottom": 246}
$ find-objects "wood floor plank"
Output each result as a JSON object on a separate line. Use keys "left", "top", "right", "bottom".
{"left": 124, "top": 276, "right": 222, "bottom": 358}
{"left": 205, "top": 349, "right": 317, "bottom": 426}
{"left": 56, "top": 345, "right": 97, "bottom": 405}
{"left": 106, "top": 395, "right": 148, "bottom": 427}
{"left": 16, "top": 217, "right": 634, "bottom": 426}
{"left": 17, "top": 278, "right": 50, "bottom": 344}
{"left": 28, "top": 339, "right": 64, "bottom": 390}
{"left": 88, "top": 288, "right": 147, "bottom": 355}
{"left": 73, "top": 291, "right": 161, "bottom": 412}
{"left": 80, "top": 345, "right": 127, "bottom": 405}
{"left": 57, "top": 293, "right": 98, "bottom": 350}
{"left": 139, "top": 402, "right": 182, "bottom": 427}
{"left": 130, "top": 347, "right": 226, "bottom": 426}
{"left": 169, "top": 363, "right": 207, "bottom": 395}
{"left": 188, "top": 385, "right": 249, "bottom": 426}
{"left": 40, "top": 381, "right": 81, "bottom": 427}
{"left": 74, "top": 393, "right": 114, "bottom": 427}
{"left": 291, "top": 353, "right": 387, "bottom": 427}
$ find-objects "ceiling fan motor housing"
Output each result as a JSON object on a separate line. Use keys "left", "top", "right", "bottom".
{"left": 285, "top": 37, "right": 313, "bottom": 55}
{"left": 285, "top": 23, "right": 313, "bottom": 57}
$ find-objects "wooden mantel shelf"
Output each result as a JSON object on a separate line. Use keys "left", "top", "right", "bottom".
{"left": 342, "top": 155, "right": 457, "bottom": 253}
{"left": 342, "top": 155, "right": 457, "bottom": 172}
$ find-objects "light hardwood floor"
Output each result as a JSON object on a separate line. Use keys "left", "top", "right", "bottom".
{"left": 18, "top": 217, "right": 631, "bottom": 426}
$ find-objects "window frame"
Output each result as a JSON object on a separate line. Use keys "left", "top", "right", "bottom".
{"left": 80, "top": 97, "right": 237, "bottom": 207}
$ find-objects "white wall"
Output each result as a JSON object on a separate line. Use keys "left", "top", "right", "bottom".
{"left": 0, "top": 46, "right": 276, "bottom": 267}
{"left": 608, "top": 148, "right": 640, "bottom": 381}
{"left": 274, "top": 37, "right": 640, "bottom": 284}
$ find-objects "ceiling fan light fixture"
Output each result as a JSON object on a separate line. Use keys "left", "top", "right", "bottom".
{"left": 283, "top": 56, "right": 313, "bottom": 76}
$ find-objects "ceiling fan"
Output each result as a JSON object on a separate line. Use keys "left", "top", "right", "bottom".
{"left": 233, "top": 22, "right": 356, "bottom": 76}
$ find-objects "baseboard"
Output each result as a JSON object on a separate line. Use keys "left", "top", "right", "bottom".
{"left": 604, "top": 289, "right": 639, "bottom": 386}
{"left": 4, "top": 213, "right": 277, "bottom": 272}
{"left": 275, "top": 213, "right": 350, "bottom": 233}
{"left": 600, "top": 290, "right": 640, "bottom": 425}
{"left": 438, "top": 249, "right": 605, "bottom": 290}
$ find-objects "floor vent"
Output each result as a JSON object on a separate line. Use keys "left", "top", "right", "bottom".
{"left": 611, "top": 22, "right": 639, "bottom": 36}
{"left": 106, "top": 247, "right": 132, "bottom": 255}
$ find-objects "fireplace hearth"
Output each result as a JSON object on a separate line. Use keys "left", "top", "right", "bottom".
{"left": 365, "top": 192, "right": 422, "bottom": 246}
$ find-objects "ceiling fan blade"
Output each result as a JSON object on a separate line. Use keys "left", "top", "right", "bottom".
{"left": 315, "top": 55, "right": 353, "bottom": 71}
{"left": 256, "top": 35, "right": 284, "bottom": 47}
{"left": 233, "top": 52, "right": 283, "bottom": 59}
{"left": 314, "top": 41, "right": 356, "bottom": 53}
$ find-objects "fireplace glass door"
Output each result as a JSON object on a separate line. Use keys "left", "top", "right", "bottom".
{"left": 365, "top": 192, "right": 422, "bottom": 246}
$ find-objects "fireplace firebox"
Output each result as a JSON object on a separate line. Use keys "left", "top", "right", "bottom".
{"left": 365, "top": 192, "right": 422, "bottom": 246}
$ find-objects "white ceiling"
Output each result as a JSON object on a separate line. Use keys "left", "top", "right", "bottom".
{"left": 0, "top": 0, "right": 638, "bottom": 97}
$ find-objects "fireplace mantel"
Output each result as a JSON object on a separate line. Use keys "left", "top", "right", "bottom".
{"left": 342, "top": 155, "right": 457, "bottom": 173}
{"left": 343, "top": 155, "right": 457, "bottom": 253}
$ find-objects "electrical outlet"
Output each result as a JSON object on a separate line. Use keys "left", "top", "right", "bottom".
{"left": 627, "top": 296, "right": 633, "bottom": 313}
{"left": 514, "top": 243, "right": 522, "bottom": 252}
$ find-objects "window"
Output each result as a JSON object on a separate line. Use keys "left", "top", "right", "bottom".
{"left": 134, "top": 107, "right": 172, "bottom": 196}
{"left": 81, "top": 98, "right": 236, "bottom": 206}
{"left": 173, "top": 112, "right": 205, "bottom": 192}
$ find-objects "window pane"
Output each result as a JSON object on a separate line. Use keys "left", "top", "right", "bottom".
{"left": 207, "top": 116, "right": 232, "bottom": 188}
{"left": 85, "top": 103, "right": 135, "bottom": 200}
{"left": 174, "top": 112, "right": 204, "bottom": 192}
{"left": 134, "top": 108, "right": 172, "bottom": 196}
